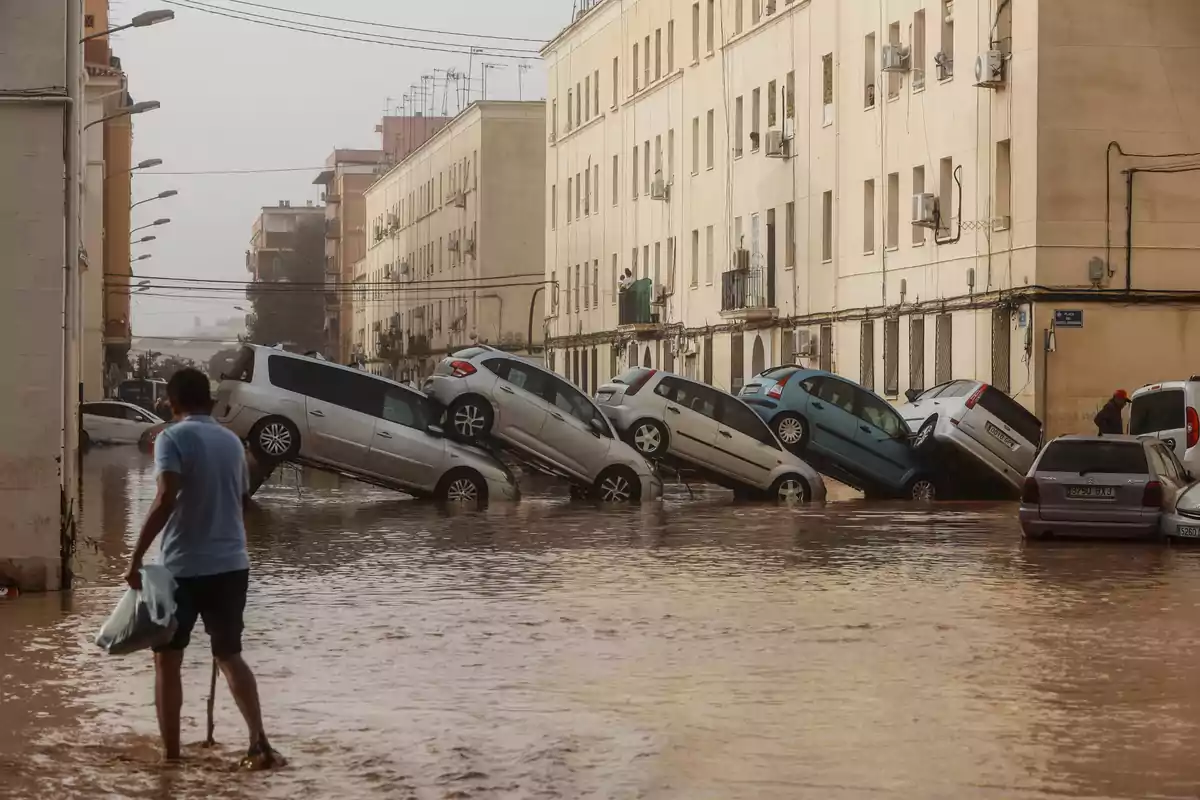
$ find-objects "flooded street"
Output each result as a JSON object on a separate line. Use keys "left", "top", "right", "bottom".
{"left": 6, "top": 449, "right": 1200, "bottom": 799}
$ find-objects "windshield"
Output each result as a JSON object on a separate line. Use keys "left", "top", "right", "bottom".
{"left": 1037, "top": 440, "right": 1148, "bottom": 475}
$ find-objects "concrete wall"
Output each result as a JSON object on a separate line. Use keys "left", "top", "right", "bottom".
{"left": 0, "top": 0, "right": 71, "bottom": 590}
{"left": 103, "top": 109, "right": 133, "bottom": 381}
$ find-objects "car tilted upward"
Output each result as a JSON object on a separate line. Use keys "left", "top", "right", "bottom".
{"left": 423, "top": 347, "right": 661, "bottom": 504}
{"left": 213, "top": 345, "right": 518, "bottom": 510}
{"left": 596, "top": 368, "right": 827, "bottom": 504}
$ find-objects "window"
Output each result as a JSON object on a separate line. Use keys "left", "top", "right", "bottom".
{"left": 584, "top": 75, "right": 590, "bottom": 121}
{"left": 857, "top": 390, "right": 905, "bottom": 438}
{"left": 978, "top": 388, "right": 1042, "bottom": 446}
{"left": 767, "top": 80, "right": 777, "bottom": 127}
{"left": 565, "top": 267, "right": 571, "bottom": 313}
{"left": 734, "top": 96, "right": 744, "bottom": 157}
{"left": 822, "top": 54, "right": 834, "bottom": 125}
{"left": 612, "top": 155, "right": 619, "bottom": 205}
{"left": 594, "top": 164, "right": 600, "bottom": 209}
{"left": 886, "top": 172, "right": 900, "bottom": 249}
{"left": 655, "top": 28, "right": 662, "bottom": 80}
{"left": 719, "top": 395, "right": 778, "bottom": 448}
{"left": 583, "top": 168, "right": 590, "bottom": 215}
{"left": 1130, "top": 390, "right": 1185, "bottom": 435}
{"left": 268, "top": 356, "right": 384, "bottom": 417}
{"left": 567, "top": 88, "right": 573, "bottom": 129}
{"left": 705, "top": 225, "right": 715, "bottom": 283}
{"left": 692, "top": 3, "right": 700, "bottom": 62}
{"left": 887, "top": 22, "right": 901, "bottom": 100}
{"left": 593, "top": 260, "right": 599, "bottom": 308}
{"left": 785, "top": 201, "right": 796, "bottom": 267}
{"left": 655, "top": 134, "right": 663, "bottom": 178}
{"left": 786, "top": 70, "right": 796, "bottom": 123}
{"left": 909, "top": 317, "right": 925, "bottom": 392}
{"left": 752, "top": 0, "right": 761, "bottom": 25}
{"left": 654, "top": 241, "right": 662, "bottom": 287}
{"left": 706, "top": 0, "right": 715, "bottom": 52}
{"left": 594, "top": 69, "right": 600, "bottom": 115}
{"left": 860, "top": 320, "right": 875, "bottom": 390}
{"left": 691, "top": 229, "right": 700, "bottom": 286}
{"left": 644, "top": 140, "right": 651, "bottom": 193}
{"left": 611, "top": 253, "right": 618, "bottom": 303}
{"left": 632, "top": 145, "right": 639, "bottom": 198}
{"left": 863, "top": 179, "right": 876, "bottom": 253}
{"left": 632, "top": 247, "right": 639, "bottom": 279}
{"left": 643, "top": 244, "right": 650, "bottom": 279}
{"left": 913, "top": 9, "right": 926, "bottom": 90}
{"left": 566, "top": 176, "right": 573, "bottom": 222}
{"left": 913, "top": 165, "right": 926, "bottom": 244}
{"left": 488, "top": 358, "right": 548, "bottom": 397}
{"left": 735, "top": 0, "right": 744, "bottom": 35}
{"left": 644, "top": 34, "right": 651, "bottom": 87}
{"left": 734, "top": 216, "right": 743, "bottom": 250}
{"left": 934, "top": 313, "right": 952, "bottom": 384}
{"left": 812, "top": 376, "right": 857, "bottom": 415}
{"left": 551, "top": 184, "right": 557, "bottom": 229}
{"left": 580, "top": 349, "right": 589, "bottom": 393}
{"left": 822, "top": 191, "right": 833, "bottom": 261}
{"left": 612, "top": 57, "right": 619, "bottom": 106}
{"left": 996, "top": 139, "right": 1012, "bottom": 226}
{"left": 864, "top": 33, "right": 877, "bottom": 107}
{"left": 583, "top": 264, "right": 590, "bottom": 308}
{"left": 939, "top": 157, "right": 954, "bottom": 232}
{"left": 661, "top": 376, "right": 720, "bottom": 419}
{"left": 883, "top": 317, "right": 899, "bottom": 396}
{"left": 751, "top": 88, "right": 761, "bottom": 150}
{"left": 691, "top": 116, "right": 700, "bottom": 173}
{"left": 576, "top": 171, "right": 582, "bottom": 218}
{"left": 991, "top": 308, "right": 1011, "bottom": 393}
{"left": 819, "top": 324, "right": 833, "bottom": 371}
{"left": 706, "top": 109, "right": 715, "bottom": 168}
{"left": 382, "top": 387, "right": 429, "bottom": 429}
{"left": 939, "top": 0, "right": 954, "bottom": 78}
{"left": 574, "top": 264, "right": 581, "bottom": 311}
{"left": 633, "top": 42, "right": 640, "bottom": 92}
{"left": 668, "top": 20, "right": 675, "bottom": 72}
{"left": 667, "top": 128, "right": 675, "bottom": 182}
{"left": 548, "top": 375, "right": 608, "bottom": 434}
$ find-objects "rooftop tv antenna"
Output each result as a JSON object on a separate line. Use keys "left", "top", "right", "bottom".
{"left": 518, "top": 62, "right": 532, "bottom": 101}
{"left": 482, "top": 62, "right": 506, "bottom": 100}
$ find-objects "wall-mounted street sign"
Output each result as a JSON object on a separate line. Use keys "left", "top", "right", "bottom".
{"left": 1053, "top": 309, "right": 1083, "bottom": 328}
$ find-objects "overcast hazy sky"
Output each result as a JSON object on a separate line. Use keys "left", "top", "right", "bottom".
{"left": 112, "top": 0, "right": 563, "bottom": 341}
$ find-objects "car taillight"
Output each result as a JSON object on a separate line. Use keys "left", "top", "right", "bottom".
{"left": 625, "top": 369, "right": 658, "bottom": 396}
{"left": 1021, "top": 477, "right": 1040, "bottom": 505}
{"left": 1143, "top": 480, "right": 1163, "bottom": 507}
{"left": 767, "top": 378, "right": 787, "bottom": 400}
{"left": 1188, "top": 407, "right": 1199, "bottom": 448}
{"left": 449, "top": 360, "right": 477, "bottom": 378}
{"left": 965, "top": 384, "right": 988, "bottom": 409}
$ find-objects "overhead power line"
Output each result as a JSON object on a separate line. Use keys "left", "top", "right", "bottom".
{"left": 164, "top": 0, "right": 538, "bottom": 59}
{"left": 217, "top": 0, "right": 549, "bottom": 45}
{"left": 111, "top": 271, "right": 546, "bottom": 287}
{"left": 142, "top": 165, "right": 328, "bottom": 176}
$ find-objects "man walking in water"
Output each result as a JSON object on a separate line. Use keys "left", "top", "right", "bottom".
{"left": 125, "top": 368, "right": 281, "bottom": 768}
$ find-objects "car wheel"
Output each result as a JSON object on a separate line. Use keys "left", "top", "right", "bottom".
{"left": 770, "top": 473, "right": 811, "bottom": 504}
{"left": 594, "top": 466, "right": 642, "bottom": 504}
{"left": 437, "top": 469, "right": 488, "bottom": 510}
{"left": 772, "top": 412, "right": 809, "bottom": 451}
{"left": 914, "top": 417, "right": 938, "bottom": 453}
{"left": 448, "top": 396, "right": 494, "bottom": 441}
{"left": 249, "top": 416, "right": 300, "bottom": 462}
{"left": 906, "top": 475, "right": 938, "bottom": 502}
{"left": 628, "top": 419, "right": 669, "bottom": 458}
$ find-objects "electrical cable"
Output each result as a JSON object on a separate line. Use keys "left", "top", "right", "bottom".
{"left": 142, "top": 165, "right": 328, "bottom": 176}
{"left": 110, "top": 271, "right": 546, "bottom": 287}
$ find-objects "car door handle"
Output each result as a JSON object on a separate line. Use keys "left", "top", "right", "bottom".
{"left": 719, "top": 430, "right": 732, "bottom": 438}
{"left": 377, "top": 431, "right": 393, "bottom": 439}
{"left": 500, "top": 386, "right": 514, "bottom": 394}
{"left": 666, "top": 406, "right": 680, "bottom": 414}
{"left": 309, "top": 410, "right": 325, "bottom": 418}
{"left": 811, "top": 401, "right": 824, "bottom": 410}
{"left": 860, "top": 425, "right": 871, "bottom": 433}
{"left": 550, "top": 412, "right": 564, "bottom": 421}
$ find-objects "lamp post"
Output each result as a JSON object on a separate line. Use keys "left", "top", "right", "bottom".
{"left": 85, "top": 100, "right": 160, "bottom": 131}
{"left": 132, "top": 235, "right": 157, "bottom": 245}
{"left": 131, "top": 189, "right": 177, "bottom": 210}
{"left": 81, "top": 10, "right": 175, "bottom": 42}
{"left": 131, "top": 218, "right": 170, "bottom": 235}
{"left": 134, "top": 254, "right": 152, "bottom": 262}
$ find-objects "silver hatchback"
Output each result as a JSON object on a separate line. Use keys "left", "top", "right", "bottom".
{"left": 596, "top": 368, "right": 827, "bottom": 503}
{"left": 423, "top": 347, "right": 662, "bottom": 504}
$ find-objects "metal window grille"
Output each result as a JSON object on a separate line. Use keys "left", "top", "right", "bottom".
{"left": 909, "top": 317, "right": 925, "bottom": 392}
{"left": 730, "top": 331, "right": 745, "bottom": 392}
{"left": 883, "top": 318, "right": 899, "bottom": 396}
{"left": 819, "top": 324, "right": 833, "bottom": 372}
{"left": 609, "top": 344, "right": 618, "bottom": 379}
{"left": 860, "top": 320, "right": 875, "bottom": 390}
{"left": 781, "top": 329, "right": 796, "bottom": 365}
{"left": 934, "top": 313, "right": 952, "bottom": 384}
{"left": 991, "top": 308, "right": 1011, "bottom": 393}
{"left": 703, "top": 333, "right": 714, "bottom": 384}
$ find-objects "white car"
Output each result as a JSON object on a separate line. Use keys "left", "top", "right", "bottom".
{"left": 895, "top": 380, "right": 1043, "bottom": 496}
{"left": 1163, "top": 480, "right": 1200, "bottom": 541}
{"left": 1129, "top": 380, "right": 1200, "bottom": 477}
{"left": 82, "top": 401, "right": 163, "bottom": 446}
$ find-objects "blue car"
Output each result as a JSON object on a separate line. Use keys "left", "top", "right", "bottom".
{"left": 739, "top": 367, "right": 940, "bottom": 500}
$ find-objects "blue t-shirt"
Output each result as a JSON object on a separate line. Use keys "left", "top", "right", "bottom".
{"left": 153, "top": 415, "right": 250, "bottom": 579}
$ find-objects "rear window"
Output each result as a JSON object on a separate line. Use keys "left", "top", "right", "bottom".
{"left": 1037, "top": 441, "right": 1148, "bottom": 474}
{"left": 978, "top": 388, "right": 1042, "bottom": 445}
{"left": 1129, "top": 389, "right": 1184, "bottom": 435}
{"left": 612, "top": 368, "right": 654, "bottom": 386}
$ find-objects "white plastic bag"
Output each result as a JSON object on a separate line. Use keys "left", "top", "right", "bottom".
{"left": 95, "top": 565, "right": 178, "bottom": 655}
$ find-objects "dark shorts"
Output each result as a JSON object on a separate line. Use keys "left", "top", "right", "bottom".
{"left": 153, "top": 569, "right": 249, "bottom": 658}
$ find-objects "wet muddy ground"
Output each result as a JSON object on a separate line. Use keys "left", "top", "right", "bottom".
{"left": 5, "top": 447, "right": 1200, "bottom": 799}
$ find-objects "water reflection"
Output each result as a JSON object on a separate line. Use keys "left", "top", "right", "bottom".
{"left": 4, "top": 449, "right": 1200, "bottom": 798}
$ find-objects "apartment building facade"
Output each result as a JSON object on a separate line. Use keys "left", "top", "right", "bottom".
{"left": 247, "top": 201, "right": 325, "bottom": 282}
{"left": 544, "top": 0, "right": 1200, "bottom": 436}
{"left": 356, "top": 101, "right": 546, "bottom": 379}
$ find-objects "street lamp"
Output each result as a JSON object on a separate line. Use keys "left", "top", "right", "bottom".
{"left": 81, "top": 9, "right": 175, "bottom": 42}
{"left": 132, "top": 235, "right": 157, "bottom": 245}
{"left": 134, "top": 254, "right": 152, "bottom": 262}
{"left": 85, "top": 100, "right": 160, "bottom": 130}
{"left": 137, "top": 280, "right": 152, "bottom": 287}
{"left": 131, "top": 218, "right": 170, "bottom": 234}
{"left": 131, "top": 189, "right": 178, "bottom": 210}
{"left": 133, "top": 158, "right": 162, "bottom": 171}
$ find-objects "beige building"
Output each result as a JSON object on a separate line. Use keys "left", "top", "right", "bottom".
{"left": 247, "top": 201, "right": 325, "bottom": 282}
{"left": 543, "top": 0, "right": 1200, "bottom": 436}
{"left": 356, "top": 101, "right": 546, "bottom": 379}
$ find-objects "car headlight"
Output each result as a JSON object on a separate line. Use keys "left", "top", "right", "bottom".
{"left": 1177, "top": 486, "right": 1200, "bottom": 513}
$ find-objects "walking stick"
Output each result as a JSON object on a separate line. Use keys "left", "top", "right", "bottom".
{"left": 203, "top": 657, "right": 218, "bottom": 747}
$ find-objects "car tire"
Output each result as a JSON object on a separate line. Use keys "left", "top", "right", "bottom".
{"left": 770, "top": 473, "right": 812, "bottom": 504}
{"left": 914, "top": 417, "right": 938, "bottom": 453}
{"left": 436, "top": 468, "right": 488, "bottom": 510}
{"left": 248, "top": 416, "right": 301, "bottom": 462}
{"left": 772, "top": 412, "right": 809, "bottom": 452}
{"left": 594, "top": 465, "right": 642, "bottom": 504}
{"left": 447, "top": 396, "right": 494, "bottom": 441}
{"left": 905, "top": 475, "right": 939, "bottom": 502}
{"left": 627, "top": 419, "right": 669, "bottom": 459}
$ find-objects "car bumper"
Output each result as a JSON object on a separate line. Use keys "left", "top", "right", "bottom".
{"left": 423, "top": 375, "right": 455, "bottom": 404}
{"left": 641, "top": 471, "right": 663, "bottom": 501}
{"left": 484, "top": 473, "right": 521, "bottom": 502}
{"left": 215, "top": 406, "right": 266, "bottom": 439}
{"left": 598, "top": 404, "right": 639, "bottom": 434}
{"left": 1019, "top": 506, "right": 1161, "bottom": 539}
{"left": 934, "top": 423, "right": 1025, "bottom": 492}
{"left": 1163, "top": 512, "right": 1200, "bottom": 540}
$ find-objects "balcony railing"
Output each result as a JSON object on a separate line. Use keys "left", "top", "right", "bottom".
{"left": 721, "top": 267, "right": 769, "bottom": 313}
{"left": 618, "top": 278, "right": 656, "bottom": 326}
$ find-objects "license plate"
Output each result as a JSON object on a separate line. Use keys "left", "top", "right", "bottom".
{"left": 742, "top": 385, "right": 761, "bottom": 395}
{"left": 985, "top": 421, "right": 1017, "bottom": 449}
{"left": 1178, "top": 525, "right": 1200, "bottom": 538}
{"left": 1066, "top": 485, "right": 1116, "bottom": 499}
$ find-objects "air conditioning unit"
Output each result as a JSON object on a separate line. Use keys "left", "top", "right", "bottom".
{"left": 796, "top": 328, "right": 818, "bottom": 357}
{"left": 974, "top": 49, "right": 1005, "bottom": 88}
{"left": 387, "top": 212, "right": 398, "bottom": 228}
{"left": 452, "top": 190, "right": 467, "bottom": 208}
{"left": 733, "top": 247, "right": 751, "bottom": 271}
{"left": 881, "top": 44, "right": 910, "bottom": 73}
{"left": 652, "top": 285, "right": 668, "bottom": 306}
{"left": 464, "top": 236, "right": 476, "bottom": 256}
{"left": 764, "top": 130, "right": 786, "bottom": 158}
{"left": 783, "top": 117, "right": 796, "bottom": 140}
{"left": 677, "top": 336, "right": 694, "bottom": 355}
{"left": 448, "top": 235, "right": 460, "bottom": 252}
{"left": 912, "top": 192, "right": 938, "bottom": 228}
{"left": 650, "top": 176, "right": 669, "bottom": 200}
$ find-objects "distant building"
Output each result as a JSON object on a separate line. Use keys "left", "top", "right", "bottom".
{"left": 246, "top": 201, "right": 325, "bottom": 283}
{"left": 377, "top": 114, "right": 452, "bottom": 164}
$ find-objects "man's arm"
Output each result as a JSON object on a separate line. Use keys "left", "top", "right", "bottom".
{"left": 125, "top": 472, "right": 181, "bottom": 589}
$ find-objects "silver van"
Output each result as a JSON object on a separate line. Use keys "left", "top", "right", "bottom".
{"left": 1129, "top": 380, "right": 1200, "bottom": 477}
{"left": 214, "top": 345, "right": 518, "bottom": 509}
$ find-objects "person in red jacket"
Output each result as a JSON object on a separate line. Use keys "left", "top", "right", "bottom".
{"left": 1094, "top": 389, "right": 1129, "bottom": 435}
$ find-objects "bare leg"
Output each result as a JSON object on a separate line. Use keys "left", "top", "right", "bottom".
{"left": 154, "top": 650, "right": 184, "bottom": 760}
{"left": 215, "top": 653, "right": 267, "bottom": 749}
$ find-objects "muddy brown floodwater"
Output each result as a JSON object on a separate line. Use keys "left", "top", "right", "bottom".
{"left": 5, "top": 448, "right": 1200, "bottom": 799}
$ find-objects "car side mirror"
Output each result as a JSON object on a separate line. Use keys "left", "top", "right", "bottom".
{"left": 904, "top": 388, "right": 921, "bottom": 403}
{"left": 589, "top": 417, "right": 607, "bottom": 436}
{"left": 426, "top": 423, "right": 444, "bottom": 438}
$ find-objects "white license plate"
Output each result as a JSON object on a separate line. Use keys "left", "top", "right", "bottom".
{"left": 985, "top": 421, "right": 1017, "bottom": 449}
{"left": 1066, "top": 485, "right": 1116, "bottom": 500}
{"left": 742, "top": 385, "right": 761, "bottom": 395}
{"left": 1178, "top": 525, "right": 1200, "bottom": 538}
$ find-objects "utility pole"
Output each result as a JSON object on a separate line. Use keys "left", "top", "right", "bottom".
{"left": 482, "top": 63, "right": 506, "bottom": 101}
{"left": 518, "top": 62, "right": 532, "bottom": 101}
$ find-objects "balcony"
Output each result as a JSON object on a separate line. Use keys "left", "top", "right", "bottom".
{"left": 103, "top": 319, "right": 131, "bottom": 345}
{"left": 617, "top": 278, "right": 661, "bottom": 332}
{"left": 325, "top": 219, "right": 341, "bottom": 240}
{"left": 720, "top": 267, "right": 776, "bottom": 321}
